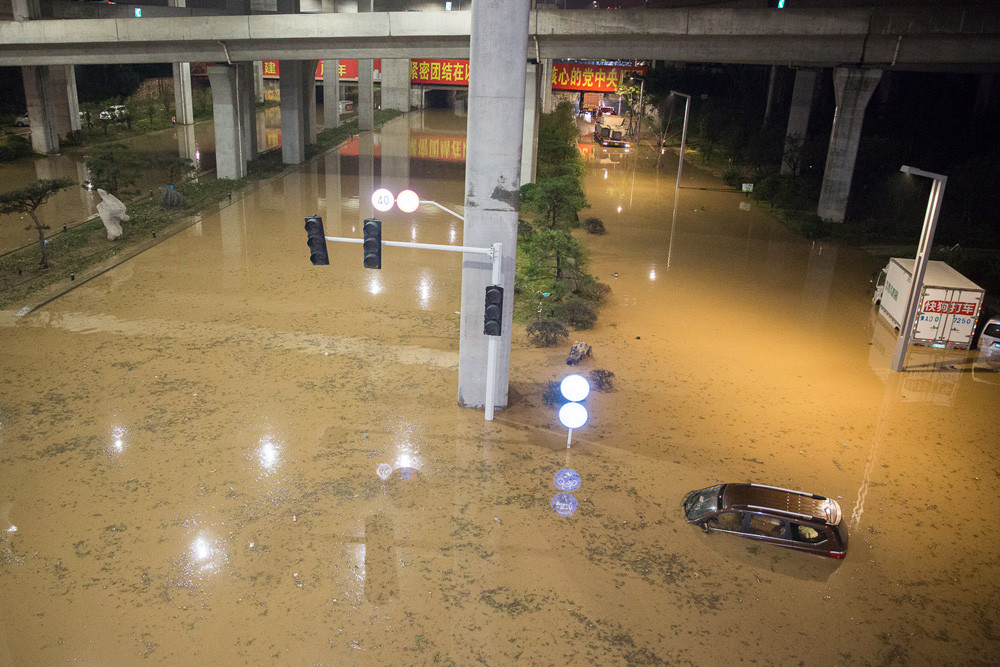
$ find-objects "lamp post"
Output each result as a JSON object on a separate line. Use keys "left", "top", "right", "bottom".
{"left": 670, "top": 90, "right": 691, "bottom": 190}
{"left": 890, "top": 165, "right": 948, "bottom": 372}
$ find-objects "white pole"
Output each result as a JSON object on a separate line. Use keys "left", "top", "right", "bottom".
{"left": 890, "top": 167, "right": 948, "bottom": 372}
{"left": 673, "top": 91, "right": 691, "bottom": 190}
{"left": 566, "top": 428, "right": 573, "bottom": 448}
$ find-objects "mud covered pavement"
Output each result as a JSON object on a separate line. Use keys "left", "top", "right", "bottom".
{"left": 1, "top": 111, "right": 998, "bottom": 664}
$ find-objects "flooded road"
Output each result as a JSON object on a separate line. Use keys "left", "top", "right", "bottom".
{"left": 1, "top": 110, "right": 998, "bottom": 664}
{"left": 0, "top": 106, "right": 288, "bottom": 255}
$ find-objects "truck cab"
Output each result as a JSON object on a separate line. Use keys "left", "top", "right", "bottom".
{"left": 593, "top": 115, "right": 628, "bottom": 148}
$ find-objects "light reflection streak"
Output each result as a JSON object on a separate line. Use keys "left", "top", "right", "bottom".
{"left": 417, "top": 275, "right": 432, "bottom": 308}
{"left": 366, "top": 275, "right": 383, "bottom": 295}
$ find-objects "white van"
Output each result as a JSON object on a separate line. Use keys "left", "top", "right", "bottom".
{"left": 980, "top": 318, "right": 1000, "bottom": 353}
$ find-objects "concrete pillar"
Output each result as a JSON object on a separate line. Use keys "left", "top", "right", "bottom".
{"left": 323, "top": 59, "right": 341, "bottom": 128}
{"left": 358, "top": 59, "right": 375, "bottom": 131}
{"left": 11, "top": 0, "right": 40, "bottom": 21}
{"left": 254, "top": 61, "right": 265, "bottom": 103}
{"left": 380, "top": 113, "right": 409, "bottom": 194}
{"left": 540, "top": 58, "right": 553, "bottom": 112}
{"left": 169, "top": 0, "right": 195, "bottom": 125}
{"left": 520, "top": 61, "right": 540, "bottom": 185}
{"left": 279, "top": 60, "right": 306, "bottom": 164}
{"left": 381, "top": 59, "right": 410, "bottom": 113}
{"left": 302, "top": 60, "right": 318, "bottom": 144}
{"left": 457, "top": 0, "right": 530, "bottom": 410}
{"left": 48, "top": 65, "right": 79, "bottom": 139}
{"left": 323, "top": 149, "right": 342, "bottom": 234}
{"left": 206, "top": 64, "right": 246, "bottom": 179}
{"left": 238, "top": 62, "right": 258, "bottom": 161}
{"left": 177, "top": 122, "right": 197, "bottom": 165}
{"left": 172, "top": 63, "right": 195, "bottom": 125}
{"left": 22, "top": 66, "right": 59, "bottom": 154}
{"left": 816, "top": 68, "right": 882, "bottom": 223}
{"left": 781, "top": 67, "right": 818, "bottom": 176}
{"left": 65, "top": 66, "right": 81, "bottom": 132}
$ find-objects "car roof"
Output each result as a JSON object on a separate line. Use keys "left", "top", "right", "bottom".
{"left": 722, "top": 483, "right": 842, "bottom": 525}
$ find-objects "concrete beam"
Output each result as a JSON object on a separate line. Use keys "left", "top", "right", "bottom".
{"left": 1, "top": 8, "right": 997, "bottom": 70}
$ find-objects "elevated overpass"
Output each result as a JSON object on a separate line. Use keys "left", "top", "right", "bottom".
{"left": 1, "top": 7, "right": 998, "bottom": 70}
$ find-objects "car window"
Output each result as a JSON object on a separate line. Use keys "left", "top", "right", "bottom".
{"left": 708, "top": 511, "right": 743, "bottom": 532}
{"left": 985, "top": 323, "right": 1000, "bottom": 338}
{"left": 746, "top": 514, "right": 787, "bottom": 539}
{"left": 791, "top": 522, "right": 827, "bottom": 544}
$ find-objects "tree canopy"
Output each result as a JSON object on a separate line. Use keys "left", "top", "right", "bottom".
{"left": 0, "top": 178, "right": 74, "bottom": 268}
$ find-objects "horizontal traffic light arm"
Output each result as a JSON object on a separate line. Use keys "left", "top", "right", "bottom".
{"left": 320, "top": 235, "right": 497, "bottom": 260}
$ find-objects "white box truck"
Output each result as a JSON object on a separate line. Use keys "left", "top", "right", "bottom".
{"left": 872, "top": 258, "right": 985, "bottom": 350}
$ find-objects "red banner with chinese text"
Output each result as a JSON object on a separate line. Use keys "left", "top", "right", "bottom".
{"left": 551, "top": 63, "right": 647, "bottom": 92}
{"left": 261, "top": 60, "right": 383, "bottom": 81}
{"left": 409, "top": 59, "right": 470, "bottom": 86}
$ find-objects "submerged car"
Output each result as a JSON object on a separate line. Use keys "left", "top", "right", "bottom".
{"left": 99, "top": 105, "right": 128, "bottom": 121}
{"left": 683, "top": 483, "right": 848, "bottom": 559}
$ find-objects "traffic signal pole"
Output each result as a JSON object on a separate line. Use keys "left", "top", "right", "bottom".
{"left": 317, "top": 229, "right": 504, "bottom": 421}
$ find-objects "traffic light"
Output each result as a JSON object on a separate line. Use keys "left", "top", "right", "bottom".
{"left": 363, "top": 218, "right": 381, "bottom": 269}
{"left": 304, "top": 215, "right": 329, "bottom": 265}
{"left": 484, "top": 285, "right": 504, "bottom": 336}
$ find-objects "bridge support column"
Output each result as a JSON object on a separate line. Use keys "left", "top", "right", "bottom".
{"left": 279, "top": 60, "right": 306, "bottom": 164}
{"left": 358, "top": 59, "right": 375, "bottom": 131}
{"left": 46, "top": 65, "right": 80, "bottom": 138}
{"left": 303, "top": 60, "right": 318, "bottom": 144}
{"left": 22, "top": 66, "right": 59, "bottom": 154}
{"left": 521, "top": 61, "right": 540, "bottom": 185}
{"left": 168, "top": 0, "right": 195, "bottom": 125}
{"left": 238, "top": 62, "right": 258, "bottom": 162}
{"left": 781, "top": 68, "right": 818, "bottom": 176}
{"left": 457, "top": 0, "right": 530, "bottom": 411}
{"left": 323, "top": 59, "right": 341, "bottom": 129}
{"left": 817, "top": 67, "right": 882, "bottom": 222}
{"left": 207, "top": 64, "right": 246, "bottom": 179}
{"left": 254, "top": 61, "right": 265, "bottom": 103}
{"left": 541, "top": 58, "right": 553, "bottom": 112}
{"left": 172, "top": 63, "right": 195, "bottom": 125}
{"left": 381, "top": 59, "right": 410, "bottom": 113}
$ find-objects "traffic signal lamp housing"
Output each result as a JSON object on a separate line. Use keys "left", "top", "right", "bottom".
{"left": 363, "top": 218, "right": 382, "bottom": 269}
{"left": 304, "top": 215, "right": 329, "bottom": 265}
{"left": 484, "top": 285, "right": 504, "bottom": 336}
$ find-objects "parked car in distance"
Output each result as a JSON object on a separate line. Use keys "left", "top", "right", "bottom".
{"left": 15, "top": 113, "right": 29, "bottom": 126}
{"left": 99, "top": 105, "right": 128, "bottom": 121}
{"left": 980, "top": 318, "right": 1000, "bottom": 354}
{"left": 683, "top": 482, "right": 848, "bottom": 558}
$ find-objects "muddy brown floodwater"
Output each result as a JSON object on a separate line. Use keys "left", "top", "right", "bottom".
{"left": 1, "top": 110, "right": 998, "bottom": 665}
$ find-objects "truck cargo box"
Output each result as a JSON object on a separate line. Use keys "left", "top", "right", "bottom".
{"left": 873, "top": 258, "right": 984, "bottom": 350}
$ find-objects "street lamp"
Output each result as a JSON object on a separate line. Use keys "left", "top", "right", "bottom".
{"left": 670, "top": 90, "right": 691, "bottom": 190}
{"left": 890, "top": 165, "right": 948, "bottom": 372}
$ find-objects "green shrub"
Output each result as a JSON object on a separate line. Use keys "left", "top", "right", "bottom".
{"left": 588, "top": 369, "right": 615, "bottom": 392}
{"left": 583, "top": 217, "right": 606, "bottom": 235}
{"left": 558, "top": 299, "right": 597, "bottom": 330}
{"left": 542, "top": 381, "right": 565, "bottom": 407}
{"left": 526, "top": 319, "right": 569, "bottom": 347}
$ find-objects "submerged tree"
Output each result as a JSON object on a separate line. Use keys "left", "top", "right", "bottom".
{"left": 0, "top": 178, "right": 74, "bottom": 269}
{"left": 84, "top": 143, "right": 142, "bottom": 197}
